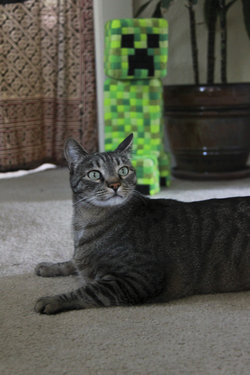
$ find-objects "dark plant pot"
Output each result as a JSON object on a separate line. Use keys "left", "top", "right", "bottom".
{"left": 164, "top": 83, "right": 250, "bottom": 180}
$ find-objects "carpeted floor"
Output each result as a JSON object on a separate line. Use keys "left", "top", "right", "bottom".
{"left": 0, "top": 168, "right": 250, "bottom": 375}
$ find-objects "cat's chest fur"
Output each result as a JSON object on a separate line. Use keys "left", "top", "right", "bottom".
{"left": 72, "top": 204, "right": 129, "bottom": 277}
{"left": 73, "top": 205, "right": 123, "bottom": 244}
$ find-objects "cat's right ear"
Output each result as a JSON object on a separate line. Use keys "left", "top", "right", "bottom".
{"left": 115, "top": 133, "right": 133, "bottom": 155}
{"left": 64, "top": 138, "right": 88, "bottom": 170}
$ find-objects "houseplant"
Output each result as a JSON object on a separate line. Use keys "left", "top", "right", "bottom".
{"left": 136, "top": 0, "right": 250, "bottom": 179}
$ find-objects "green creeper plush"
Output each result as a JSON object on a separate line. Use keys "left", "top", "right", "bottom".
{"left": 104, "top": 18, "right": 171, "bottom": 195}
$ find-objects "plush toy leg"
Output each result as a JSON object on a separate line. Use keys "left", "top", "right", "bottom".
{"left": 132, "top": 154, "right": 160, "bottom": 195}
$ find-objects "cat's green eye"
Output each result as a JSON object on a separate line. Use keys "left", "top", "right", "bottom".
{"left": 118, "top": 166, "right": 129, "bottom": 177}
{"left": 88, "top": 170, "right": 101, "bottom": 180}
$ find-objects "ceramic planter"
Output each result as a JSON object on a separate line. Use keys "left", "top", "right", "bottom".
{"left": 164, "top": 83, "right": 250, "bottom": 179}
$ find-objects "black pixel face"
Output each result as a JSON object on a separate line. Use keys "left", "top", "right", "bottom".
{"left": 147, "top": 34, "right": 159, "bottom": 48}
{"left": 121, "top": 34, "right": 134, "bottom": 48}
{"left": 121, "top": 33, "right": 160, "bottom": 77}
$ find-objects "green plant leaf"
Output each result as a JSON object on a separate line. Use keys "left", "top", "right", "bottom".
{"left": 241, "top": 0, "right": 250, "bottom": 41}
{"left": 152, "top": 1, "right": 163, "bottom": 17}
{"left": 134, "top": 0, "right": 152, "bottom": 18}
{"left": 135, "top": 0, "right": 174, "bottom": 18}
{"left": 161, "top": 0, "right": 175, "bottom": 10}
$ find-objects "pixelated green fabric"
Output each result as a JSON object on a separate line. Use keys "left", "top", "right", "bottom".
{"left": 132, "top": 154, "right": 160, "bottom": 195}
{"left": 105, "top": 18, "right": 168, "bottom": 79}
{"left": 104, "top": 18, "right": 170, "bottom": 195}
{"left": 105, "top": 78, "right": 163, "bottom": 152}
{"left": 104, "top": 78, "right": 171, "bottom": 194}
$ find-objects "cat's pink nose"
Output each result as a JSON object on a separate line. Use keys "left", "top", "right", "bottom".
{"left": 108, "top": 182, "right": 121, "bottom": 192}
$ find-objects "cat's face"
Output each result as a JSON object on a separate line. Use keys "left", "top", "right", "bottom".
{"left": 64, "top": 134, "right": 136, "bottom": 207}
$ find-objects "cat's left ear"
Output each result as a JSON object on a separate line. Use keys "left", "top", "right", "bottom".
{"left": 64, "top": 138, "right": 88, "bottom": 169}
{"left": 115, "top": 133, "right": 133, "bottom": 155}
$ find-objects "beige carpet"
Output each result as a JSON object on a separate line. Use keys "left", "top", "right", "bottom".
{"left": 1, "top": 168, "right": 250, "bottom": 375}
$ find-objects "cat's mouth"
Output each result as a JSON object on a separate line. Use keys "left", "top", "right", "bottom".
{"left": 93, "top": 195, "right": 125, "bottom": 208}
{"left": 95, "top": 191, "right": 127, "bottom": 207}
{"left": 108, "top": 192, "right": 123, "bottom": 201}
{"left": 112, "top": 191, "right": 123, "bottom": 198}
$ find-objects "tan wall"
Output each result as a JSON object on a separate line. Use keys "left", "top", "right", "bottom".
{"left": 134, "top": 0, "right": 250, "bottom": 84}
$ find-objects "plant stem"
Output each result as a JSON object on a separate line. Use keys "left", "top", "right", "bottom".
{"left": 187, "top": 0, "right": 199, "bottom": 84}
{"left": 207, "top": 0, "right": 218, "bottom": 84}
{"left": 219, "top": 0, "right": 227, "bottom": 83}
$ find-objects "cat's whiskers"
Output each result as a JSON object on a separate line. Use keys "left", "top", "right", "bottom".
{"left": 73, "top": 196, "right": 95, "bottom": 206}
{"left": 73, "top": 198, "right": 86, "bottom": 206}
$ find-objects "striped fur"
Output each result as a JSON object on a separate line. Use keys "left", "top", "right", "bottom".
{"left": 34, "top": 135, "right": 250, "bottom": 314}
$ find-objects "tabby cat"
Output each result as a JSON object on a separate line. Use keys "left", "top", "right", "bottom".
{"left": 34, "top": 134, "right": 250, "bottom": 314}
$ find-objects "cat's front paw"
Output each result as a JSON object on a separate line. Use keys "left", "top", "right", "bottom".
{"left": 35, "top": 262, "right": 54, "bottom": 277}
{"left": 34, "top": 296, "right": 62, "bottom": 314}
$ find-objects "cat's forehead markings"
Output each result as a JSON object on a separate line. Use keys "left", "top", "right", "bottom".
{"left": 114, "top": 157, "right": 121, "bottom": 166}
{"left": 98, "top": 152, "right": 114, "bottom": 164}
{"left": 98, "top": 153, "right": 107, "bottom": 164}
{"left": 106, "top": 153, "right": 124, "bottom": 166}
{"left": 83, "top": 157, "right": 100, "bottom": 170}
{"left": 105, "top": 152, "right": 114, "bottom": 162}
{"left": 89, "top": 154, "right": 106, "bottom": 169}
{"left": 91, "top": 158, "right": 101, "bottom": 169}
{"left": 87, "top": 162, "right": 96, "bottom": 169}
{"left": 95, "top": 160, "right": 101, "bottom": 168}
{"left": 90, "top": 152, "right": 125, "bottom": 172}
